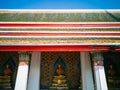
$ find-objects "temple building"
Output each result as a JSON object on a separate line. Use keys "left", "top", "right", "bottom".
{"left": 0, "top": 10, "right": 120, "bottom": 90}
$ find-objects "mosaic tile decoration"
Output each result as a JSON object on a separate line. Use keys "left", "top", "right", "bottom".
{"left": 40, "top": 52, "right": 81, "bottom": 89}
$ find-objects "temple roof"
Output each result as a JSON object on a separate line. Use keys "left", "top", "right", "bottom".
{"left": 0, "top": 10, "right": 120, "bottom": 22}
{"left": 0, "top": 10, "right": 120, "bottom": 49}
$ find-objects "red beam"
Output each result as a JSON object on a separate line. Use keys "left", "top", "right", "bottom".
{"left": 0, "top": 46, "right": 111, "bottom": 52}
{"left": 115, "top": 48, "right": 120, "bottom": 51}
{"left": 0, "top": 23, "right": 120, "bottom": 27}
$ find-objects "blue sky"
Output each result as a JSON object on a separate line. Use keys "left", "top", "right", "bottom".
{"left": 0, "top": 0, "right": 120, "bottom": 9}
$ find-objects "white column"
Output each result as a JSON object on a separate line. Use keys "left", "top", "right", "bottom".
{"left": 27, "top": 52, "right": 41, "bottom": 90}
{"left": 15, "top": 52, "right": 31, "bottom": 90}
{"left": 80, "top": 52, "right": 94, "bottom": 90}
{"left": 91, "top": 52, "right": 108, "bottom": 90}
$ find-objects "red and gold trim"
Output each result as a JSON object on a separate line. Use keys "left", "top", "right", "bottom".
{"left": 0, "top": 22, "right": 119, "bottom": 52}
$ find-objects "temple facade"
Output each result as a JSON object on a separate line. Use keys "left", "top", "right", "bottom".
{"left": 0, "top": 10, "right": 120, "bottom": 90}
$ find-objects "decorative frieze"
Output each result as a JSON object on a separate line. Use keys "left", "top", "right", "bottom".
{"left": 0, "top": 38, "right": 119, "bottom": 45}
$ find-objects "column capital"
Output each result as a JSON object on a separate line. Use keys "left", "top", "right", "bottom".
{"left": 18, "top": 51, "right": 31, "bottom": 66}
{"left": 18, "top": 51, "right": 31, "bottom": 54}
{"left": 91, "top": 52, "right": 104, "bottom": 66}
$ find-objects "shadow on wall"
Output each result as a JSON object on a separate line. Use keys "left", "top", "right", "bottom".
{"left": 105, "top": 11, "right": 120, "bottom": 21}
